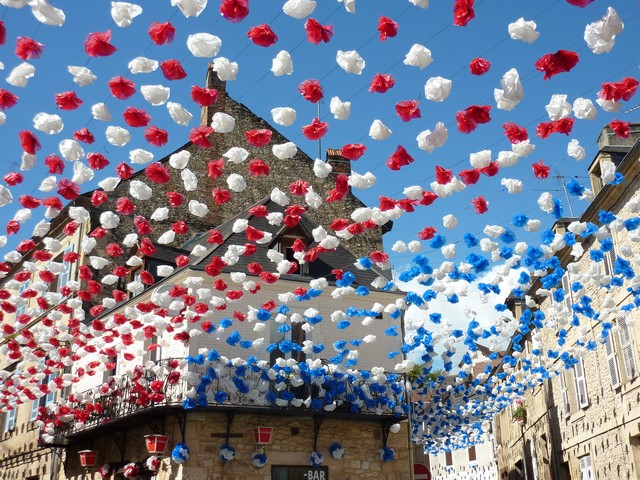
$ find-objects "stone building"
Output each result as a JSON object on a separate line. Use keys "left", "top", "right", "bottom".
{"left": 0, "top": 64, "right": 411, "bottom": 479}
{"left": 494, "top": 124, "right": 640, "bottom": 480}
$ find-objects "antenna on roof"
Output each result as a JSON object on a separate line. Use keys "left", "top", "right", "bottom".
{"left": 622, "top": 104, "right": 639, "bottom": 115}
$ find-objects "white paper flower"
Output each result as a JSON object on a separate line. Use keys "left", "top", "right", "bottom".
{"left": 130, "top": 180, "right": 153, "bottom": 200}
{"left": 596, "top": 98, "right": 622, "bottom": 113}
{"left": 181, "top": 169, "right": 197, "bottom": 191}
{"left": 72, "top": 161, "right": 94, "bottom": 185}
{"left": 68, "top": 66, "right": 96, "bottom": 86}
{"left": 573, "top": 98, "right": 597, "bottom": 120}
{"left": 227, "top": 173, "right": 246, "bottom": 192}
{"left": 494, "top": 68, "right": 523, "bottom": 111}
{"left": 545, "top": 94, "right": 571, "bottom": 121}
{"left": 171, "top": 0, "right": 207, "bottom": 17}
{"left": 7, "top": 62, "right": 35, "bottom": 87}
{"left": 313, "top": 159, "right": 332, "bottom": 178}
{"left": 369, "top": 119, "right": 392, "bottom": 140}
{"left": 512, "top": 140, "right": 535, "bottom": 157}
{"left": 99, "top": 177, "right": 120, "bottom": 192}
{"left": 33, "top": 113, "right": 63, "bottom": 135}
{"left": 584, "top": 7, "right": 623, "bottom": 54}
{"left": 273, "top": 142, "right": 297, "bottom": 160}
{"left": 416, "top": 122, "right": 448, "bottom": 153}
{"left": 0, "top": 186, "right": 13, "bottom": 207}
{"left": 271, "top": 51, "right": 293, "bottom": 76}
{"left": 213, "top": 57, "right": 238, "bottom": 81}
{"left": 166, "top": 102, "right": 193, "bottom": 125}
{"left": 128, "top": 57, "right": 159, "bottom": 74}
{"left": 271, "top": 107, "right": 296, "bottom": 126}
{"left": 158, "top": 230, "right": 176, "bottom": 245}
{"left": 501, "top": 178, "right": 523, "bottom": 194}
{"left": 111, "top": 1, "right": 142, "bottom": 27}
{"left": 211, "top": 112, "right": 235, "bottom": 133}
{"left": 29, "top": 0, "right": 65, "bottom": 26}
{"left": 508, "top": 18, "right": 540, "bottom": 43}
{"left": 100, "top": 211, "right": 120, "bottom": 229}
{"left": 59, "top": 140, "right": 84, "bottom": 161}
{"left": 424, "top": 76, "right": 452, "bottom": 102}
{"left": 187, "top": 33, "right": 222, "bottom": 57}
{"left": 39, "top": 176, "right": 57, "bottom": 192}
{"left": 129, "top": 148, "right": 154, "bottom": 164}
{"left": 403, "top": 43, "right": 432, "bottom": 69}
{"left": 271, "top": 188, "right": 289, "bottom": 206}
{"left": 106, "top": 126, "right": 131, "bottom": 146}
{"left": 223, "top": 147, "right": 248, "bottom": 164}
{"left": 141, "top": 84, "right": 170, "bottom": 106}
{"left": 151, "top": 207, "right": 169, "bottom": 221}
{"left": 189, "top": 200, "right": 208, "bottom": 217}
{"left": 170, "top": 150, "right": 191, "bottom": 170}
{"left": 469, "top": 150, "right": 491, "bottom": 169}
{"left": 283, "top": 0, "right": 316, "bottom": 19}
{"left": 336, "top": 50, "right": 366, "bottom": 74}
{"left": 91, "top": 103, "right": 111, "bottom": 121}
{"left": 330, "top": 97, "right": 351, "bottom": 120}
{"left": 567, "top": 139, "right": 586, "bottom": 161}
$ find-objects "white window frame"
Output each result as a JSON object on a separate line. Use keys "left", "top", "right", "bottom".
{"left": 559, "top": 370, "right": 570, "bottom": 417}
{"left": 561, "top": 274, "right": 573, "bottom": 311}
{"left": 618, "top": 316, "right": 638, "bottom": 381}
{"left": 605, "top": 334, "right": 621, "bottom": 389}
{"left": 603, "top": 246, "right": 616, "bottom": 277}
{"left": 573, "top": 357, "right": 589, "bottom": 409}
{"left": 15, "top": 280, "right": 30, "bottom": 317}
{"left": 579, "top": 455, "right": 595, "bottom": 480}
{"left": 56, "top": 245, "right": 74, "bottom": 291}
{"left": 3, "top": 407, "right": 16, "bottom": 433}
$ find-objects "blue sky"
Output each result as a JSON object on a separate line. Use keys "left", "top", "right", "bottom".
{"left": 0, "top": 0, "right": 638, "bottom": 272}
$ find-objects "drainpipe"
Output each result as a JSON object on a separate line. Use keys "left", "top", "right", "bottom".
{"left": 542, "top": 379, "right": 560, "bottom": 480}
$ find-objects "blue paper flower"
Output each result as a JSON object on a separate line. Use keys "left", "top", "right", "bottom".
{"left": 379, "top": 447, "right": 396, "bottom": 462}
{"left": 329, "top": 443, "right": 345, "bottom": 459}
{"left": 171, "top": 443, "right": 190, "bottom": 464}
{"left": 310, "top": 450, "right": 324, "bottom": 466}
{"left": 219, "top": 444, "right": 236, "bottom": 462}
{"left": 252, "top": 451, "right": 267, "bottom": 468}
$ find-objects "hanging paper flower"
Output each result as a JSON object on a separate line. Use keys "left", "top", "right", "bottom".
{"left": 87, "top": 152, "right": 110, "bottom": 170}
{"left": 598, "top": 77, "right": 639, "bottom": 102}
{"left": 379, "top": 447, "right": 396, "bottom": 462}
{"left": 456, "top": 105, "right": 491, "bottom": 133}
{"left": 566, "top": 0, "right": 594, "bottom": 6}
{"left": 97, "top": 464, "right": 112, "bottom": 479}
{"left": 123, "top": 107, "right": 151, "bottom": 127}
{"left": 535, "top": 50, "right": 579, "bottom": 80}
{"left": 18, "top": 130, "right": 40, "bottom": 154}
{"left": 471, "top": 196, "right": 488, "bottom": 214}
{"left": 469, "top": 57, "right": 491, "bottom": 76}
{"left": 15, "top": 37, "right": 44, "bottom": 60}
{"left": 329, "top": 443, "right": 345, "bottom": 460}
{"left": 146, "top": 455, "right": 161, "bottom": 472}
{"left": 435, "top": 165, "right": 454, "bottom": 184}
{"left": 220, "top": 0, "right": 250, "bottom": 23}
{"left": 252, "top": 451, "right": 267, "bottom": 468}
{"left": 453, "top": 0, "right": 475, "bottom": 27}
{"left": 84, "top": 30, "right": 117, "bottom": 57}
{"left": 369, "top": 73, "right": 395, "bottom": 93}
{"left": 108, "top": 76, "right": 136, "bottom": 100}
{"left": 395, "top": 100, "right": 421, "bottom": 122}
{"left": 171, "top": 443, "right": 190, "bottom": 464}
{"left": 386, "top": 145, "right": 414, "bottom": 171}
{"left": 74, "top": 128, "right": 95, "bottom": 144}
{"left": 245, "top": 129, "right": 272, "bottom": 147}
{"left": 305, "top": 18, "right": 333, "bottom": 44}
{"left": 0, "top": 21, "right": 5, "bottom": 46}
{"left": 310, "top": 451, "right": 324, "bottom": 466}
{"left": 219, "top": 444, "right": 236, "bottom": 462}
{"left": 377, "top": 16, "right": 398, "bottom": 41}
{"left": 161, "top": 59, "right": 187, "bottom": 80}
{"left": 609, "top": 119, "right": 630, "bottom": 139}
{"left": 123, "top": 462, "right": 140, "bottom": 478}
{"left": 247, "top": 24, "right": 278, "bottom": 47}
{"left": 302, "top": 118, "right": 328, "bottom": 140}
{"left": 459, "top": 169, "right": 480, "bottom": 186}
{"left": 145, "top": 163, "right": 172, "bottom": 183}
{"left": 149, "top": 21, "right": 176, "bottom": 45}
{"left": 0, "top": 89, "right": 18, "bottom": 110}
{"left": 503, "top": 122, "right": 528, "bottom": 144}
{"left": 144, "top": 125, "right": 169, "bottom": 147}
{"left": 189, "top": 126, "right": 214, "bottom": 148}
{"left": 298, "top": 80, "right": 323, "bottom": 103}
{"left": 532, "top": 160, "right": 550, "bottom": 179}
{"left": 45, "top": 154, "right": 65, "bottom": 174}
{"left": 55, "top": 91, "right": 83, "bottom": 110}
{"left": 536, "top": 118, "right": 574, "bottom": 139}
{"left": 191, "top": 85, "right": 218, "bottom": 106}
{"left": 341, "top": 143, "right": 367, "bottom": 160}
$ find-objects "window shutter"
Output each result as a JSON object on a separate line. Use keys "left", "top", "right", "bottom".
{"left": 574, "top": 357, "right": 589, "bottom": 408}
{"left": 45, "top": 374, "right": 56, "bottom": 406}
{"left": 604, "top": 248, "right": 616, "bottom": 276}
{"left": 618, "top": 317, "right": 638, "bottom": 380}
{"left": 559, "top": 371, "right": 570, "bottom": 416}
{"left": 5, "top": 407, "right": 16, "bottom": 432}
{"left": 562, "top": 274, "right": 573, "bottom": 311}
{"left": 605, "top": 335, "right": 621, "bottom": 389}
{"left": 57, "top": 245, "right": 74, "bottom": 290}
{"left": 29, "top": 398, "right": 39, "bottom": 422}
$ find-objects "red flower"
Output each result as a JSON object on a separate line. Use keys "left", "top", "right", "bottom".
{"left": 19, "top": 195, "right": 40, "bottom": 209}
{"left": 454, "top": 0, "right": 475, "bottom": 27}
{"left": 598, "top": 77, "right": 639, "bottom": 102}
{"left": 91, "top": 190, "right": 108, "bottom": 206}
{"left": 19, "top": 130, "right": 40, "bottom": 154}
{"left": 302, "top": 117, "right": 328, "bottom": 140}
{"left": 395, "top": 100, "right": 421, "bottom": 122}
{"left": 207, "top": 159, "right": 225, "bottom": 179}
{"left": 84, "top": 30, "right": 117, "bottom": 57}
{"left": 139, "top": 237, "right": 156, "bottom": 256}
{"left": 289, "top": 180, "right": 310, "bottom": 196}
{"left": 74, "top": 128, "right": 95, "bottom": 144}
{"left": 191, "top": 85, "right": 218, "bottom": 106}
{"left": 4, "top": 172, "right": 23, "bottom": 186}
{"left": 341, "top": 144, "right": 367, "bottom": 160}
{"left": 532, "top": 160, "right": 550, "bottom": 179}
{"left": 212, "top": 187, "right": 232, "bottom": 205}
{"left": 0, "top": 21, "right": 5, "bottom": 46}
{"left": 144, "top": 125, "right": 169, "bottom": 146}
{"left": 148, "top": 21, "right": 176, "bottom": 45}
{"left": 503, "top": 122, "right": 528, "bottom": 144}
{"left": 189, "top": 126, "right": 214, "bottom": 148}
{"left": 369, "top": 73, "right": 395, "bottom": 93}
{"left": 304, "top": 18, "right": 333, "bottom": 44}
{"left": 471, "top": 196, "right": 488, "bottom": 214}
{"left": 108, "top": 76, "right": 136, "bottom": 100}
{"left": 145, "top": 163, "right": 172, "bottom": 183}
{"left": 220, "top": 0, "right": 249, "bottom": 23}
{"left": 116, "top": 197, "right": 136, "bottom": 215}
{"left": 377, "top": 16, "right": 398, "bottom": 41}
{"left": 535, "top": 50, "right": 579, "bottom": 80}
{"left": 123, "top": 107, "right": 151, "bottom": 127}
{"left": 480, "top": 162, "right": 499, "bottom": 177}
{"left": 435, "top": 165, "right": 454, "bottom": 184}
{"left": 246, "top": 225, "right": 265, "bottom": 241}
{"left": 536, "top": 118, "right": 574, "bottom": 138}
{"left": 167, "top": 191, "right": 185, "bottom": 207}
{"left": 57, "top": 179, "right": 80, "bottom": 200}
{"left": 418, "top": 226, "right": 437, "bottom": 240}
{"left": 469, "top": 57, "right": 491, "bottom": 76}
{"left": 250, "top": 205, "right": 269, "bottom": 217}
{"left": 55, "top": 91, "right": 83, "bottom": 110}
{"left": 386, "top": 145, "right": 414, "bottom": 171}
{"left": 566, "top": 0, "right": 594, "bottom": 6}
{"left": 459, "top": 169, "right": 480, "bottom": 185}
{"left": 116, "top": 162, "right": 134, "bottom": 179}
{"left": 6, "top": 220, "right": 19, "bottom": 235}
{"left": 0, "top": 89, "right": 18, "bottom": 110}
{"left": 161, "top": 59, "right": 187, "bottom": 81}
{"left": 247, "top": 24, "right": 278, "bottom": 47}
{"left": 609, "top": 120, "right": 631, "bottom": 139}
{"left": 134, "top": 216, "right": 152, "bottom": 235}
{"left": 245, "top": 129, "right": 272, "bottom": 147}
{"left": 456, "top": 105, "right": 492, "bottom": 133}
{"left": 248, "top": 159, "right": 270, "bottom": 176}
{"left": 15, "top": 36, "right": 44, "bottom": 60}
{"left": 45, "top": 155, "right": 64, "bottom": 174}
{"left": 298, "top": 79, "right": 323, "bottom": 103}
{"left": 87, "top": 152, "right": 110, "bottom": 170}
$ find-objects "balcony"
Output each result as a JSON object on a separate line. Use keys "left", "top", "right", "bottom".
{"left": 40, "top": 357, "right": 409, "bottom": 444}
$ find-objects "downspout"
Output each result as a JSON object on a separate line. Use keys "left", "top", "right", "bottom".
{"left": 400, "top": 310, "right": 416, "bottom": 480}
{"left": 542, "top": 379, "right": 560, "bottom": 480}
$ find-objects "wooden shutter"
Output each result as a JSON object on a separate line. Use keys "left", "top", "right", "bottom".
{"left": 604, "top": 248, "right": 616, "bottom": 276}
{"left": 605, "top": 334, "right": 621, "bottom": 389}
{"left": 559, "top": 371, "right": 570, "bottom": 416}
{"left": 574, "top": 357, "right": 589, "bottom": 408}
{"left": 561, "top": 274, "right": 573, "bottom": 311}
{"left": 4, "top": 407, "right": 16, "bottom": 432}
{"left": 618, "top": 317, "right": 638, "bottom": 380}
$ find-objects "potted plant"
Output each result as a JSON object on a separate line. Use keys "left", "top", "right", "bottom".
{"left": 512, "top": 401, "right": 527, "bottom": 425}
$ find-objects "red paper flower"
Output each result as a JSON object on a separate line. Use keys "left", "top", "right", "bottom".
{"left": 247, "top": 24, "right": 278, "bottom": 47}
{"left": 302, "top": 117, "right": 328, "bottom": 140}
{"left": 116, "top": 197, "right": 136, "bottom": 215}
{"left": 609, "top": 120, "right": 631, "bottom": 139}
{"left": 469, "top": 57, "right": 491, "bottom": 76}
{"left": 471, "top": 196, "right": 488, "bottom": 214}
{"left": 304, "top": 18, "right": 333, "bottom": 44}
{"left": 57, "top": 179, "right": 80, "bottom": 200}
{"left": 144, "top": 125, "right": 169, "bottom": 146}
{"left": 4, "top": 172, "right": 23, "bottom": 186}
{"left": 532, "top": 160, "right": 550, "bottom": 179}
{"left": 134, "top": 216, "right": 152, "bottom": 235}
{"left": 248, "top": 159, "right": 270, "bottom": 176}
{"left": 108, "top": 76, "right": 136, "bottom": 100}
{"left": 212, "top": 187, "right": 232, "bottom": 205}
{"left": 123, "top": 107, "right": 151, "bottom": 127}
{"left": 250, "top": 205, "right": 269, "bottom": 217}
{"left": 167, "top": 191, "right": 185, "bottom": 207}
{"left": 418, "top": 226, "right": 437, "bottom": 240}
{"left": 116, "top": 162, "right": 134, "bottom": 179}
{"left": 0, "top": 89, "right": 18, "bottom": 110}
{"left": 245, "top": 129, "right": 272, "bottom": 147}
{"left": 6, "top": 220, "right": 19, "bottom": 235}
{"left": 480, "top": 162, "right": 499, "bottom": 177}
{"left": 84, "top": 30, "right": 117, "bottom": 57}
{"left": 598, "top": 77, "right": 639, "bottom": 102}
{"left": 19, "top": 195, "right": 40, "bottom": 209}
{"left": 459, "top": 169, "right": 480, "bottom": 185}
{"left": 386, "top": 145, "right": 414, "bottom": 171}
{"left": 208, "top": 159, "right": 225, "bottom": 179}
{"left": 145, "top": 163, "right": 172, "bottom": 183}
{"left": 395, "top": 100, "right": 421, "bottom": 122}
{"left": 19, "top": 130, "right": 40, "bottom": 154}
{"left": 0, "top": 21, "right": 5, "bottom": 46}
{"left": 74, "top": 128, "right": 95, "bottom": 144}
{"left": 503, "top": 122, "right": 528, "bottom": 144}
{"left": 55, "top": 91, "right": 83, "bottom": 110}
{"left": 91, "top": 190, "right": 108, "bottom": 206}
{"left": 220, "top": 0, "right": 249, "bottom": 23}
{"left": 435, "top": 165, "right": 454, "bottom": 184}
{"left": 148, "top": 21, "right": 176, "bottom": 45}
{"left": 377, "top": 16, "right": 398, "bottom": 41}
{"left": 189, "top": 126, "right": 214, "bottom": 148}
{"left": 87, "top": 152, "right": 109, "bottom": 170}
{"left": 456, "top": 105, "right": 492, "bottom": 133}
{"left": 246, "top": 225, "right": 265, "bottom": 241}
{"left": 290, "top": 180, "right": 310, "bottom": 196}
{"left": 369, "top": 73, "right": 395, "bottom": 93}
{"left": 45, "top": 155, "right": 64, "bottom": 174}
{"left": 535, "top": 50, "right": 579, "bottom": 80}
{"left": 161, "top": 59, "right": 187, "bottom": 81}
{"left": 191, "top": 85, "right": 218, "bottom": 106}
{"left": 15, "top": 36, "right": 44, "bottom": 60}
{"left": 454, "top": 0, "right": 475, "bottom": 27}
{"left": 566, "top": 0, "right": 594, "bottom": 6}
{"left": 536, "top": 118, "right": 574, "bottom": 139}
{"left": 341, "top": 144, "right": 367, "bottom": 160}
{"left": 298, "top": 79, "right": 323, "bottom": 103}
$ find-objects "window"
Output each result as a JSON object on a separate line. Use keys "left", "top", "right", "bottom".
{"left": 559, "top": 370, "right": 570, "bottom": 417}
{"left": 618, "top": 316, "right": 638, "bottom": 381}
{"left": 56, "top": 246, "right": 74, "bottom": 291}
{"left": 445, "top": 450, "right": 453, "bottom": 466}
{"left": 15, "top": 280, "right": 31, "bottom": 317}
{"left": 561, "top": 275, "right": 573, "bottom": 311}
{"left": 3, "top": 406, "right": 16, "bottom": 433}
{"left": 603, "top": 247, "right": 616, "bottom": 277}
{"left": 29, "top": 373, "right": 57, "bottom": 422}
{"left": 468, "top": 445, "right": 476, "bottom": 462}
{"left": 573, "top": 357, "right": 589, "bottom": 409}
{"left": 579, "top": 455, "right": 594, "bottom": 480}
{"left": 605, "top": 334, "right": 621, "bottom": 389}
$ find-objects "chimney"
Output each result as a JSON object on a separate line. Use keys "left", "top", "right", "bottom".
{"left": 326, "top": 148, "right": 351, "bottom": 175}
{"left": 200, "top": 63, "right": 227, "bottom": 126}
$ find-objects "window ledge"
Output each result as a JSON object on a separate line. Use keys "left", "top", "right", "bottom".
{"left": 570, "top": 410, "right": 586, "bottom": 423}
